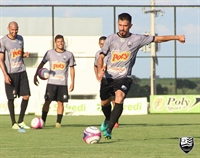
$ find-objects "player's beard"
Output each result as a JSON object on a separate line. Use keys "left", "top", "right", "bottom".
{"left": 118, "top": 31, "right": 128, "bottom": 37}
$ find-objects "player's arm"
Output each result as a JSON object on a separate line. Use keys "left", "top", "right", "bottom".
{"left": 154, "top": 35, "right": 185, "bottom": 43}
{"left": 33, "top": 61, "right": 45, "bottom": 86}
{"left": 97, "top": 53, "right": 105, "bottom": 81}
{"left": 69, "top": 66, "right": 75, "bottom": 92}
{"left": 94, "top": 65, "right": 99, "bottom": 81}
{"left": 0, "top": 53, "right": 11, "bottom": 84}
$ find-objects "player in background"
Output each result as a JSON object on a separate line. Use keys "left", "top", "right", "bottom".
{"left": 0, "top": 21, "right": 31, "bottom": 129}
{"left": 34, "top": 34, "right": 76, "bottom": 128}
{"left": 98, "top": 13, "right": 185, "bottom": 139}
{"left": 94, "top": 36, "right": 119, "bottom": 128}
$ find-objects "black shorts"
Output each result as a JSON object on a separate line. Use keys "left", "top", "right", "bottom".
{"left": 5, "top": 71, "right": 31, "bottom": 99}
{"left": 44, "top": 84, "right": 68, "bottom": 102}
{"left": 100, "top": 77, "right": 132, "bottom": 101}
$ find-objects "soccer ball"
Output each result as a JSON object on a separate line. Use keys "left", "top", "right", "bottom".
{"left": 38, "top": 68, "right": 49, "bottom": 80}
{"left": 83, "top": 126, "right": 101, "bottom": 144}
{"left": 31, "top": 117, "right": 44, "bottom": 129}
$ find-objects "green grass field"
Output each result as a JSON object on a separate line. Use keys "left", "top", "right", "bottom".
{"left": 0, "top": 114, "right": 199, "bottom": 158}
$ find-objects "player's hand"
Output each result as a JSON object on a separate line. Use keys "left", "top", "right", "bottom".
{"left": 97, "top": 68, "right": 105, "bottom": 82}
{"left": 69, "top": 84, "right": 74, "bottom": 92}
{"left": 4, "top": 74, "right": 11, "bottom": 84}
{"left": 34, "top": 75, "right": 39, "bottom": 86}
{"left": 23, "top": 52, "right": 30, "bottom": 58}
{"left": 178, "top": 35, "right": 185, "bottom": 43}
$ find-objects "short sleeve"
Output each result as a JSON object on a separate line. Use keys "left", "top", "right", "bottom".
{"left": 69, "top": 53, "right": 76, "bottom": 67}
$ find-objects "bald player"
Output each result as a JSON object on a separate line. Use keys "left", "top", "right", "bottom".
{"left": 0, "top": 21, "right": 31, "bottom": 129}
{"left": 98, "top": 13, "right": 185, "bottom": 139}
{"left": 34, "top": 34, "right": 76, "bottom": 128}
{"left": 94, "top": 36, "right": 119, "bottom": 128}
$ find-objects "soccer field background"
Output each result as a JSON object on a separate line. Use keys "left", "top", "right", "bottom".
{"left": 0, "top": 114, "right": 199, "bottom": 158}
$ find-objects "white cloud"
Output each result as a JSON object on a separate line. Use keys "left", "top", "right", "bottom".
{"left": 182, "top": 23, "right": 200, "bottom": 44}
{"left": 156, "top": 24, "right": 172, "bottom": 34}
{"left": 182, "top": 23, "right": 200, "bottom": 34}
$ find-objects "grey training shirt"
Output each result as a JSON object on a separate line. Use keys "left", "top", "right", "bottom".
{"left": 101, "top": 33, "right": 154, "bottom": 79}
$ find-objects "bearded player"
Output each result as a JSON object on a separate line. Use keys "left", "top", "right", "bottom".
{"left": 98, "top": 13, "right": 185, "bottom": 139}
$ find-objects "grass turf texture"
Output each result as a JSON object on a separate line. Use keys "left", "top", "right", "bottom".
{"left": 0, "top": 114, "right": 199, "bottom": 158}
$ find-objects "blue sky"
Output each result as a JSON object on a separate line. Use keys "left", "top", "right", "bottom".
{"left": 0, "top": 0, "right": 199, "bottom": 78}
{"left": 0, "top": 0, "right": 199, "bottom": 5}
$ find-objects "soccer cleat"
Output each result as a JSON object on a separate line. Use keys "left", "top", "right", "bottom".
{"left": 114, "top": 123, "right": 119, "bottom": 128}
{"left": 100, "top": 120, "right": 109, "bottom": 132}
{"left": 18, "top": 122, "right": 30, "bottom": 129}
{"left": 103, "top": 130, "right": 112, "bottom": 140}
{"left": 12, "top": 123, "right": 21, "bottom": 129}
{"left": 55, "top": 123, "right": 61, "bottom": 128}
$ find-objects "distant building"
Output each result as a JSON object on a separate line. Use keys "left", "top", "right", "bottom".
{"left": 0, "top": 17, "right": 103, "bottom": 106}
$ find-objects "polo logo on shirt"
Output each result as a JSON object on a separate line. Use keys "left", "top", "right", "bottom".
{"left": 52, "top": 62, "right": 66, "bottom": 70}
{"left": 12, "top": 49, "right": 22, "bottom": 58}
{"left": 111, "top": 51, "right": 130, "bottom": 63}
{"left": 18, "top": 40, "right": 22, "bottom": 45}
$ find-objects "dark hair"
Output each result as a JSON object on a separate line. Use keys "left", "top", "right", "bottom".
{"left": 55, "top": 34, "right": 64, "bottom": 42}
{"left": 99, "top": 36, "right": 107, "bottom": 41}
{"left": 118, "top": 13, "right": 132, "bottom": 23}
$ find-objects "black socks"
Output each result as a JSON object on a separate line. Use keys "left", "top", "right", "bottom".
{"left": 56, "top": 114, "right": 63, "bottom": 124}
{"left": 18, "top": 99, "right": 28, "bottom": 123}
{"left": 108, "top": 103, "right": 123, "bottom": 131}
{"left": 101, "top": 104, "right": 111, "bottom": 121}
{"left": 8, "top": 99, "right": 15, "bottom": 125}
{"left": 42, "top": 111, "right": 48, "bottom": 123}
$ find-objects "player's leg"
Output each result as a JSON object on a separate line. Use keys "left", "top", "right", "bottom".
{"left": 5, "top": 74, "right": 19, "bottom": 129}
{"left": 56, "top": 85, "right": 68, "bottom": 128}
{"left": 100, "top": 97, "right": 112, "bottom": 132}
{"left": 17, "top": 71, "right": 31, "bottom": 129}
{"left": 100, "top": 78, "right": 113, "bottom": 132}
{"left": 104, "top": 77, "right": 132, "bottom": 139}
{"left": 56, "top": 101, "right": 64, "bottom": 128}
{"left": 42, "top": 84, "right": 55, "bottom": 124}
{"left": 42, "top": 101, "right": 51, "bottom": 124}
{"left": 112, "top": 98, "right": 119, "bottom": 128}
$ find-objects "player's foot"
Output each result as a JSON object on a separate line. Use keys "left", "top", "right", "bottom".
{"left": 18, "top": 122, "right": 30, "bottom": 129}
{"left": 114, "top": 122, "right": 119, "bottom": 128}
{"left": 103, "top": 129, "right": 112, "bottom": 140}
{"left": 100, "top": 120, "right": 109, "bottom": 132}
{"left": 55, "top": 122, "right": 61, "bottom": 128}
{"left": 12, "top": 123, "right": 21, "bottom": 129}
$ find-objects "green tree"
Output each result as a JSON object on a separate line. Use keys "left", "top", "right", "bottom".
{"left": 195, "top": 84, "right": 200, "bottom": 94}
{"left": 156, "top": 84, "right": 168, "bottom": 94}
{"left": 177, "top": 79, "right": 197, "bottom": 94}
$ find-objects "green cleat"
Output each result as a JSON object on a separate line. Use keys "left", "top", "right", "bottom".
{"left": 18, "top": 122, "right": 30, "bottom": 129}
{"left": 12, "top": 123, "right": 21, "bottom": 129}
{"left": 103, "top": 130, "right": 112, "bottom": 140}
{"left": 100, "top": 120, "right": 109, "bottom": 132}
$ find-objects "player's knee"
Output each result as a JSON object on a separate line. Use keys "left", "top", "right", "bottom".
{"left": 23, "top": 95, "right": 30, "bottom": 100}
{"left": 101, "top": 100, "right": 110, "bottom": 106}
{"left": 58, "top": 101, "right": 64, "bottom": 107}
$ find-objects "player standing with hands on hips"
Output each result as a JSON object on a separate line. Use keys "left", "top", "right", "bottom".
{"left": 98, "top": 13, "right": 185, "bottom": 139}
{"left": 0, "top": 21, "right": 31, "bottom": 129}
{"left": 34, "top": 34, "right": 76, "bottom": 128}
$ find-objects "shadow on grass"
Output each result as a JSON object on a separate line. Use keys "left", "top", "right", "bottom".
{"left": 44, "top": 124, "right": 101, "bottom": 128}
{"left": 143, "top": 136, "right": 200, "bottom": 140}
{"left": 118, "top": 123, "right": 200, "bottom": 127}
{"left": 42, "top": 123, "right": 200, "bottom": 129}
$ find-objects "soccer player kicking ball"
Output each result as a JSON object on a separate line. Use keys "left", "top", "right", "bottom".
{"left": 34, "top": 34, "right": 76, "bottom": 128}
{"left": 0, "top": 21, "right": 31, "bottom": 129}
{"left": 94, "top": 36, "right": 119, "bottom": 128}
{"left": 97, "top": 13, "right": 185, "bottom": 139}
